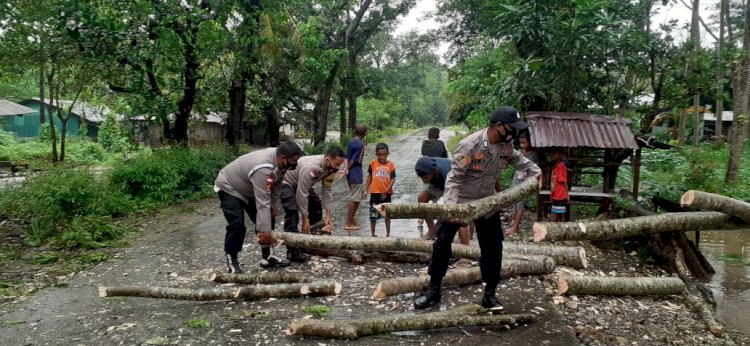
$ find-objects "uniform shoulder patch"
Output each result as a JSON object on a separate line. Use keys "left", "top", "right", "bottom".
{"left": 265, "top": 174, "right": 274, "bottom": 191}
{"left": 458, "top": 154, "right": 471, "bottom": 167}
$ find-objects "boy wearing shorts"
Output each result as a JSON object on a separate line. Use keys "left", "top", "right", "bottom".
{"left": 364, "top": 143, "right": 396, "bottom": 237}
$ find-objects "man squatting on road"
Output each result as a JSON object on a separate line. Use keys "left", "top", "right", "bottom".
{"left": 280, "top": 147, "right": 347, "bottom": 263}
{"left": 214, "top": 141, "right": 303, "bottom": 273}
{"left": 414, "top": 106, "right": 542, "bottom": 310}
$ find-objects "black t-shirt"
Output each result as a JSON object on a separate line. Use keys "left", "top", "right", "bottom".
{"left": 421, "top": 139, "right": 448, "bottom": 158}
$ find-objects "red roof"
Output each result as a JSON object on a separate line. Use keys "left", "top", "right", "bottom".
{"left": 526, "top": 112, "right": 639, "bottom": 150}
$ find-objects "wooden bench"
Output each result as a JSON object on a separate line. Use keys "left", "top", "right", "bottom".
{"left": 536, "top": 188, "right": 617, "bottom": 221}
{"left": 0, "top": 161, "right": 29, "bottom": 173}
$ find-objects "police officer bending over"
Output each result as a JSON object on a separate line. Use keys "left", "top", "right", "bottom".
{"left": 214, "top": 141, "right": 303, "bottom": 273}
{"left": 280, "top": 147, "right": 346, "bottom": 262}
{"left": 414, "top": 106, "right": 542, "bottom": 311}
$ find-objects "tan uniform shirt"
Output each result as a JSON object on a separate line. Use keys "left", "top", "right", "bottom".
{"left": 282, "top": 155, "right": 336, "bottom": 217}
{"left": 214, "top": 147, "right": 284, "bottom": 233}
{"left": 444, "top": 128, "right": 541, "bottom": 205}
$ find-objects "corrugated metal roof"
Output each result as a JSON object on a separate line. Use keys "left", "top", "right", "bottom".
{"left": 0, "top": 99, "right": 35, "bottom": 116}
{"left": 526, "top": 112, "right": 639, "bottom": 149}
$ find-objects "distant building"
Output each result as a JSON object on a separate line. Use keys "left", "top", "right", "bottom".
{"left": 703, "top": 111, "right": 733, "bottom": 138}
{"left": 0, "top": 98, "right": 108, "bottom": 139}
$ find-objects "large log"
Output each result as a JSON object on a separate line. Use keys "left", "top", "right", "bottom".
{"left": 308, "top": 248, "right": 433, "bottom": 264}
{"left": 210, "top": 272, "right": 314, "bottom": 284}
{"left": 372, "top": 256, "right": 556, "bottom": 300}
{"left": 378, "top": 178, "right": 539, "bottom": 224}
{"left": 533, "top": 211, "right": 742, "bottom": 243}
{"left": 276, "top": 232, "right": 587, "bottom": 268}
{"left": 99, "top": 281, "right": 341, "bottom": 301}
{"left": 681, "top": 190, "right": 750, "bottom": 223}
{"left": 289, "top": 305, "right": 537, "bottom": 339}
{"left": 557, "top": 275, "right": 685, "bottom": 296}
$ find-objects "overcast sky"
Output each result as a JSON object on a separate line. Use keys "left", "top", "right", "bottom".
{"left": 394, "top": 0, "right": 720, "bottom": 59}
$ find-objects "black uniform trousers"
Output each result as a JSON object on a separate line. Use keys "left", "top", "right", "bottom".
{"left": 280, "top": 184, "right": 323, "bottom": 233}
{"left": 428, "top": 211, "right": 504, "bottom": 291}
{"left": 219, "top": 190, "right": 274, "bottom": 255}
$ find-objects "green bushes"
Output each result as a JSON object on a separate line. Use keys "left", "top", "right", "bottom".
{"left": 0, "top": 144, "right": 237, "bottom": 250}
{"left": 109, "top": 145, "right": 235, "bottom": 204}
{"left": 0, "top": 168, "right": 136, "bottom": 249}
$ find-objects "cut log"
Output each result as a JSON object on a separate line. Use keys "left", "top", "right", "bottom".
{"left": 210, "top": 272, "right": 314, "bottom": 284}
{"left": 235, "top": 281, "right": 341, "bottom": 299}
{"left": 99, "top": 281, "right": 341, "bottom": 301}
{"left": 309, "top": 248, "right": 432, "bottom": 264}
{"left": 533, "top": 211, "right": 742, "bottom": 243}
{"left": 99, "top": 286, "right": 239, "bottom": 301}
{"left": 289, "top": 304, "right": 536, "bottom": 339}
{"left": 681, "top": 190, "right": 750, "bottom": 223}
{"left": 378, "top": 178, "right": 539, "bottom": 224}
{"left": 372, "top": 256, "right": 556, "bottom": 300}
{"left": 557, "top": 275, "right": 685, "bottom": 296}
{"left": 276, "top": 232, "right": 587, "bottom": 268}
{"left": 674, "top": 247, "right": 723, "bottom": 336}
{"left": 504, "top": 242, "right": 587, "bottom": 269}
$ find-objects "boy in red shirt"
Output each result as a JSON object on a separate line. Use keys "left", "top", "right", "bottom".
{"left": 364, "top": 143, "right": 396, "bottom": 237}
{"left": 550, "top": 149, "right": 569, "bottom": 222}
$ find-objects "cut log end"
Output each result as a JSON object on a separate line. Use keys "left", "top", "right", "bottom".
{"left": 300, "top": 285, "right": 311, "bottom": 295}
{"left": 98, "top": 286, "right": 108, "bottom": 298}
{"left": 289, "top": 322, "right": 301, "bottom": 335}
{"left": 334, "top": 282, "right": 342, "bottom": 295}
{"left": 681, "top": 190, "right": 696, "bottom": 207}
{"left": 375, "top": 204, "right": 387, "bottom": 218}
{"left": 578, "top": 248, "right": 589, "bottom": 269}
{"left": 372, "top": 283, "right": 386, "bottom": 300}
{"left": 533, "top": 224, "right": 547, "bottom": 243}
{"left": 557, "top": 275, "right": 569, "bottom": 295}
{"left": 208, "top": 273, "right": 218, "bottom": 282}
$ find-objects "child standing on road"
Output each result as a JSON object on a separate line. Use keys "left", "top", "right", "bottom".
{"left": 364, "top": 143, "right": 396, "bottom": 237}
{"left": 550, "top": 149, "right": 569, "bottom": 222}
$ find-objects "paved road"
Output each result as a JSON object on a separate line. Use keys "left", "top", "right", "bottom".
{"left": 0, "top": 130, "right": 577, "bottom": 345}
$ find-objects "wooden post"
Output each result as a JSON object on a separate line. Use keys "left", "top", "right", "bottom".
{"left": 632, "top": 148, "right": 641, "bottom": 199}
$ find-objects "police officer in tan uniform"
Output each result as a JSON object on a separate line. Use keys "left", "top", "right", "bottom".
{"left": 414, "top": 106, "right": 542, "bottom": 310}
{"left": 280, "top": 147, "right": 346, "bottom": 262}
{"left": 214, "top": 141, "right": 303, "bottom": 273}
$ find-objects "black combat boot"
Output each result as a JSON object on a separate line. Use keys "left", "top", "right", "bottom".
{"left": 225, "top": 253, "right": 244, "bottom": 274}
{"left": 260, "top": 246, "right": 291, "bottom": 269}
{"left": 414, "top": 284, "right": 441, "bottom": 309}
{"left": 287, "top": 247, "right": 310, "bottom": 263}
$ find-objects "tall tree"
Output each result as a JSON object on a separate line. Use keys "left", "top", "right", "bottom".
{"left": 726, "top": 0, "right": 750, "bottom": 182}
{"left": 715, "top": 0, "right": 728, "bottom": 140}
{"left": 690, "top": 0, "right": 702, "bottom": 146}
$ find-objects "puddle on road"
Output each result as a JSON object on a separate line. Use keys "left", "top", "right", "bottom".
{"left": 694, "top": 230, "right": 750, "bottom": 334}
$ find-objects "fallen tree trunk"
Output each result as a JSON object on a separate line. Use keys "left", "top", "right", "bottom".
{"left": 277, "top": 232, "right": 587, "bottom": 268}
{"left": 210, "top": 272, "right": 314, "bottom": 284}
{"left": 557, "top": 275, "right": 685, "bottom": 296}
{"left": 681, "top": 190, "right": 750, "bottom": 223}
{"left": 308, "top": 248, "right": 432, "bottom": 264}
{"left": 533, "top": 211, "right": 742, "bottom": 243}
{"left": 617, "top": 190, "right": 715, "bottom": 281}
{"left": 99, "top": 281, "right": 341, "bottom": 301}
{"left": 289, "top": 305, "right": 536, "bottom": 339}
{"left": 377, "top": 178, "right": 539, "bottom": 224}
{"left": 674, "top": 247, "right": 723, "bottom": 336}
{"left": 503, "top": 242, "right": 587, "bottom": 269}
{"left": 372, "top": 256, "right": 556, "bottom": 300}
